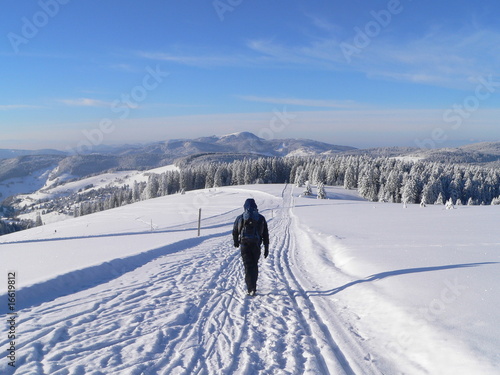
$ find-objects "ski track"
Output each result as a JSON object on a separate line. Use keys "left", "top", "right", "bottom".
{"left": 2, "top": 184, "right": 376, "bottom": 375}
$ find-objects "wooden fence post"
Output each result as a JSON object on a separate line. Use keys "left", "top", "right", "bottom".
{"left": 198, "top": 208, "right": 201, "bottom": 236}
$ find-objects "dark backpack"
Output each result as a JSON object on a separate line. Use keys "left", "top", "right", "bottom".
{"left": 239, "top": 208, "right": 261, "bottom": 244}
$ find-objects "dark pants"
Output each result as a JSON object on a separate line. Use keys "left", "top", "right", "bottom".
{"left": 240, "top": 243, "right": 261, "bottom": 293}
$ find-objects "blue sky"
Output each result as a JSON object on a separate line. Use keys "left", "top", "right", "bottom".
{"left": 1, "top": 0, "right": 499, "bottom": 150}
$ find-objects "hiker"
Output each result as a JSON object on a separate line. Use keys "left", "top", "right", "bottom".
{"left": 232, "top": 198, "right": 269, "bottom": 296}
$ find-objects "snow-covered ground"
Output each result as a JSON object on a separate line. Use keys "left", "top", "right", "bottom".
{"left": 0, "top": 167, "right": 57, "bottom": 204}
{"left": 8, "top": 164, "right": 179, "bottom": 224}
{"left": 0, "top": 184, "right": 498, "bottom": 374}
{"left": 16, "top": 164, "right": 180, "bottom": 204}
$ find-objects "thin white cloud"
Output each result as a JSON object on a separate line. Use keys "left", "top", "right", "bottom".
{"left": 109, "top": 63, "right": 138, "bottom": 72}
{"left": 359, "top": 28, "right": 500, "bottom": 87}
{"left": 0, "top": 104, "right": 44, "bottom": 110}
{"left": 246, "top": 27, "right": 500, "bottom": 88}
{"left": 341, "top": 24, "right": 500, "bottom": 87}
{"left": 58, "top": 98, "right": 113, "bottom": 107}
{"left": 137, "top": 21, "right": 500, "bottom": 90}
{"left": 138, "top": 51, "right": 251, "bottom": 67}
{"left": 238, "top": 95, "right": 361, "bottom": 109}
{"left": 305, "top": 14, "right": 343, "bottom": 34}
{"left": 246, "top": 38, "right": 345, "bottom": 68}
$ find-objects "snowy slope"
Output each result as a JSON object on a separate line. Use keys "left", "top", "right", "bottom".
{"left": 289, "top": 190, "right": 500, "bottom": 374}
{"left": 12, "top": 164, "right": 180, "bottom": 224}
{"left": 0, "top": 184, "right": 498, "bottom": 374}
{"left": 0, "top": 167, "right": 57, "bottom": 203}
{"left": 18, "top": 164, "right": 180, "bottom": 204}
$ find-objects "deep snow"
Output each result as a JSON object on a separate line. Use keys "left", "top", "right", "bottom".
{"left": 1, "top": 184, "right": 499, "bottom": 374}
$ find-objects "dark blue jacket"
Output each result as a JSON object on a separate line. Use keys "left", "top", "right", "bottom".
{"left": 232, "top": 199, "right": 269, "bottom": 248}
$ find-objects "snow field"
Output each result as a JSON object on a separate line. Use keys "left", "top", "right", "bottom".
{"left": 0, "top": 183, "right": 498, "bottom": 374}
{"left": 0, "top": 167, "right": 58, "bottom": 203}
{"left": 289, "top": 187, "right": 499, "bottom": 374}
{"left": 10, "top": 164, "right": 180, "bottom": 224}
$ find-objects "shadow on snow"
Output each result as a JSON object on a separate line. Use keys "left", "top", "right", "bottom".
{"left": 0, "top": 222, "right": 231, "bottom": 246}
{"left": 0, "top": 231, "right": 230, "bottom": 311}
{"left": 305, "top": 262, "right": 499, "bottom": 297}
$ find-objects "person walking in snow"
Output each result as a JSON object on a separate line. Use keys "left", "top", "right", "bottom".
{"left": 233, "top": 198, "right": 269, "bottom": 296}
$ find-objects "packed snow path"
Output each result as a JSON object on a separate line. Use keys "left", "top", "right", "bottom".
{"left": 1, "top": 185, "right": 379, "bottom": 375}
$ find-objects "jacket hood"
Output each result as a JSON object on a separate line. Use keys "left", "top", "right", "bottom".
{"left": 243, "top": 198, "right": 258, "bottom": 211}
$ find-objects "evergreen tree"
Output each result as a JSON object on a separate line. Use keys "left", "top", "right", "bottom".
{"left": 243, "top": 162, "right": 256, "bottom": 185}
{"left": 180, "top": 169, "right": 194, "bottom": 191}
{"left": 132, "top": 180, "right": 142, "bottom": 202}
{"left": 35, "top": 212, "right": 43, "bottom": 227}
{"left": 317, "top": 181, "right": 327, "bottom": 199}
{"left": 213, "top": 165, "right": 224, "bottom": 188}
{"left": 358, "top": 166, "right": 378, "bottom": 201}
{"left": 344, "top": 165, "right": 357, "bottom": 190}
{"left": 295, "top": 167, "right": 305, "bottom": 187}
{"left": 145, "top": 174, "right": 160, "bottom": 199}
{"left": 166, "top": 172, "right": 179, "bottom": 194}
{"left": 303, "top": 180, "right": 312, "bottom": 196}
{"left": 434, "top": 192, "right": 445, "bottom": 205}
{"left": 193, "top": 170, "right": 206, "bottom": 190}
{"left": 463, "top": 177, "right": 475, "bottom": 203}
{"left": 445, "top": 198, "right": 454, "bottom": 210}
{"left": 402, "top": 176, "right": 419, "bottom": 204}
{"left": 158, "top": 174, "right": 168, "bottom": 197}
{"left": 205, "top": 164, "right": 216, "bottom": 189}
{"left": 232, "top": 161, "right": 245, "bottom": 186}
{"left": 385, "top": 169, "right": 402, "bottom": 203}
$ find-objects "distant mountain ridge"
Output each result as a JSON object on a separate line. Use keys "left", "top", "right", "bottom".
{"left": 116, "top": 131, "right": 355, "bottom": 159}
{"left": 0, "top": 148, "right": 66, "bottom": 159}
{"left": 2, "top": 133, "right": 500, "bottom": 198}
{"left": 0, "top": 132, "right": 355, "bottom": 190}
{"left": 344, "top": 142, "right": 500, "bottom": 167}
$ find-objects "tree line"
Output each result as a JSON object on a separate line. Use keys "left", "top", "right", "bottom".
{"left": 3, "top": 155, "right": 499, "bottom": 233}
{"left": 74, "top": 155, "right": 500, "bottom": 219}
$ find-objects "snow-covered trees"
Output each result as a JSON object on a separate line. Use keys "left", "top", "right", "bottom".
{"left": 28, "top": 154, "right": 500, "bottom": 225}
{"left": 385, "top": 170, "right": 402, "bottom": 203}
{"left": 144, "top": 174, "right": 160, "bottom": 200}
{"left": 0, "top": 219, "right": 32, "bottom": 236}
{"left": 445, "top": 198, "right": 455, "bottom": 210}
{"left": 434, "top": 192, "right": 445, "bottom": 205}
{"left": 194, "top": 155, "right": 499, "bottom": 205}
{"left": 343, "top": 164, "right": 357, "bottom": 190}
{"left": 35, "top": 212, "right": 43, "bottom": 227}
{"left": 302, "top": 180, "right": 312, "bottom": 196}
{"left": 92, "top": 156, "right": 500, "bottom": 211}
{"left": 294, "top": 166, "right": 305, "bottom": 187}
{"left": 358, "top": 164, "right": 379, "bottom": 202}
{"left": 317, "top": 182, "right": 327, "bottom": 199}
